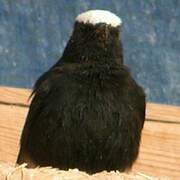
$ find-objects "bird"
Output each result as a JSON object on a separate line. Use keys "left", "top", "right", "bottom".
{"left": 17, "top": 10, "right": 146, "bottom": 174}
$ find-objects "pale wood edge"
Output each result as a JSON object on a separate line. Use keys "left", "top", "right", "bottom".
{"left": 0, "top": 86, "right": 180, "bottom": 123}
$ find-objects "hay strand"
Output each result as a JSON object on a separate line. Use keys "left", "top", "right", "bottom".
{"left": 0, "top": 163, "right": 170, "bottom": 180}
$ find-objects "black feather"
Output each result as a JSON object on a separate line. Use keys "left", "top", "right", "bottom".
{"left": 17, "top": 21, "right": 146, "bottom": 174}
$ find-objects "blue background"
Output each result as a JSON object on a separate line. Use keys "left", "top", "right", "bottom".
{"left": 0, "top": 0, "right": 180, "bottom": 105}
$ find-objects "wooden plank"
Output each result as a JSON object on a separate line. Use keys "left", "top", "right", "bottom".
{"left": 0, "top": 104, "right": 180, "bottom": 178}
{"left": 146, "top": 103, "right": 180, "bottom": 124}
{"left": 0, "top": 86, "right": 180, "bottom": 123}
{"left": 133, "top": 121, "right": 180, "bottom": 178}
{"left": 0, "top": 104, "right": 28, "bottom": 163}
{"left": 0, "top": 86, "right": 31, "bottom": 106}
{"left": 0, "top": 86, "right": 180, "bottom": 178}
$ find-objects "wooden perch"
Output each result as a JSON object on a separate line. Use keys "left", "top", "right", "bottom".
{"left": 0, "top": 86, "right": 180, "bottom": 179}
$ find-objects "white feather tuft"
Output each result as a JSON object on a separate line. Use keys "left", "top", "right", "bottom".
{"left": 76, "top": 10, "right": 122, "bottom": 27}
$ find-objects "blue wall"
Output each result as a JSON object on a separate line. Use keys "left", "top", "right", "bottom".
{"left": 0, "top": 0, "right": 180, "bottom": 105}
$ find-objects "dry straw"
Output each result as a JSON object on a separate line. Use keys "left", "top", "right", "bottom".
{"left": 0, "top": 162, "right": 170, "bottom": 180}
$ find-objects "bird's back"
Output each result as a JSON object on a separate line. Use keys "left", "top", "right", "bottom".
{"left": 17, "top": 62, "right": 145, "bottom": 173}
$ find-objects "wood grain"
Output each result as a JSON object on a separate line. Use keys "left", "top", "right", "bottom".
{"left": 0, "top": 86, "right": 180, "bottom": 179}
{"left": 146, "top": 103, "right": 180, "bottom": 123}
{"left": 0, "top": 104, "right": 28, "bottom": 163}
{"left": 133, "top": 121, "right": 180, "bottom": 178}
{"left": 0, "top": 86, "right": 31, "bottom": 106}
{"left": 0, "top": 86, "right": 180, "bottom": 123}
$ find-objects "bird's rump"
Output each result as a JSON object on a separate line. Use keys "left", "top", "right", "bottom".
{"left": 18, "top": 62, "right": 145, "bottom": 172}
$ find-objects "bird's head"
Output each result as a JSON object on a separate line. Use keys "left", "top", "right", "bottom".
{"left": 61, "top": 10, "right": 123, "bottom": 65}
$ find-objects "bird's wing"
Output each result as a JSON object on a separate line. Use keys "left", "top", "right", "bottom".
{"left": 31, "top": 59, "right": 62, "bottom": 97}
{"left": 18, "top": 66, "right": 63, "bottom": 152}
{"left": 17, "top": 65, "right": 66, "bottom": 166}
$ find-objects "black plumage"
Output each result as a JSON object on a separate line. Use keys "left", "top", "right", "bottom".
{"left": 17, "top": 13, "right": 146, "bottom": 174}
